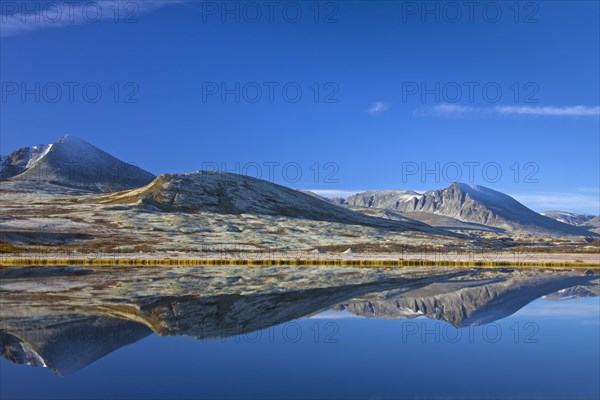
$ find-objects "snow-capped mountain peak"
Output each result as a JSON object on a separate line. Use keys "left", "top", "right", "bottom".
{"left": 2, "top": 135, "right": 156, "bottom": 193}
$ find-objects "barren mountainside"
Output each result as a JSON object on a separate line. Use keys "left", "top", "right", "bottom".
{"left": 2, "top": 135, "right": 156, "bottom": 193}
{"left": 101, "top": 171, "right": 444, "bottom": 233}
{"left": 583, "top": 215, "right": 600, "bottom": 227}
{"left": 1, "top": 135, "right": 596, "bottom": 239}
{"left": 0, "top": 144, "right": 52, "bottom": 179}
{"left": 346, "top": 183, "right": 593, "bottom": 236}
{"left": 540, "top": 211, "right": 596, "bottom": 226}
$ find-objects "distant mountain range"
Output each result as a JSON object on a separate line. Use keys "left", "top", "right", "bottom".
{"left": 540, "top": 211, "right": 596, "bottom": 226}
{"left": 345, "top": 183, "right": 595, "bottom": 236}
{"left": 584, "top": 215, "right": 600, "bottom": 227}
{"left": 0, "top": 135, "right": 597, "bottom": 239}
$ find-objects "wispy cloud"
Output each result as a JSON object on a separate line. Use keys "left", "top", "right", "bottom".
{"left": 306, "top": 310, "right": 363, "bottom": 320}
{"left": 419, "top": 104, "right": 600, "bottom": 118}
{"left": 513, "top": 299, "right": 600, "bottom": 319}
{"left": 302, "top": 189, "right": 362, "bottom": 199}
{"left": 1, "top": 0, "right": 179, "bottom": 38}
{"left": 576, "top": 187, "right": 600, "bottom": 194}
{"left": 365, "top": 101, "right": 390, "bottom": 115}
{"left": 495, "top": 105, "right": 600, "bottom": 116}
{"left": 510, "top": 191, "right": 599, "bottom": 213}
{"left": 430, "top": 103, "right": 475, "bottom": 116}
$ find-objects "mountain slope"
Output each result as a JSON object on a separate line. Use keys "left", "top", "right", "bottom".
{"left": 346, "top": 183, "right": 593, "bottom": 236}
{"left": 344, "top": 190, "right": 424, "bottom": 209}
{"left": 349, "top": 206, "right": 503, "bottom": 233}
{"left": 582, "top": 215, "right": 600, "bottom": 234}
{"left": 540, "top": 211, "right": 595, "bottom": 226}
{"left": 100, "top": 171, "right": 445, "bottom": 233}
{"left": 582, "top": 215, "right": 600, "bottom": 228}
{"left": 0, "top": 144, "right": 52, "bottom": 179}
{"left": 3, "top": 135, "right": 156, "bottom": 193}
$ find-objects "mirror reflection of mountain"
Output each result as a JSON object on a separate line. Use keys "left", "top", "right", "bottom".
{"left": 542, "top": 281, "right": 600, "bottom": 300}
{"left": 332, "top": 270, "right": 599, "bottom": 327}
{"left": 0, "top": 316, "right": 151, "bottom": 375}
{"left": 0, "top": 266, "right": 597, "bottom": 375}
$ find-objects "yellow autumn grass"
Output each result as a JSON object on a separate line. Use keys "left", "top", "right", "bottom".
{"left": 0, "top": 258, "right": 598, "bottom": 269}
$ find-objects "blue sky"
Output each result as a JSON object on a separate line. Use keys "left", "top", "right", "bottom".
{"left": 1, "top": 1, "right": 599, "bottom": 213}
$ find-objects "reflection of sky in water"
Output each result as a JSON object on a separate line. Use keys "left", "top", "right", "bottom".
{"left": 1, "top": 297, "right": 598, "bottom": 400}
{"left": 514, "top": 297, "right": 600, "bottom": 321}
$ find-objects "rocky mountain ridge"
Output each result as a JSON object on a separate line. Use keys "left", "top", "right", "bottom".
{"left": 345, "top": 183, "right": 594, "bottom": 237}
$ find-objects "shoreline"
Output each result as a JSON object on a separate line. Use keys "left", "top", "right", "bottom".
{"left": 1, "top": 253, "right": 598, "bottom": 269}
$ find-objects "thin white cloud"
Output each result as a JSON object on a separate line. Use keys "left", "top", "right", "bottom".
{"left": 1, "top": 0, "right": 179, "bottom": 38}
{"left": 365, "top": 101, "right": 390, "bottom": 115}
{"left": 303, "top": 189, "right": 425, "bottom": 200}
{"left": 306, "top": 310, "right": 363, "bottom": 320}
{"left": 576, "top": 187, "right": 600, "bottom": 194}
{"left": 431, "top": 103, "right": 475, "bottom": 115}
{"left": 302, "top": 189, "right": 362, "bottom": 199}
{"left": 421, "top": 104, "right": 600, "bottom": 117}
{"left": 495, "top": 105, "right": 600, "bottom": 116}
{"left": 513, "top": 300, "right": 600, "bottom": 319}
{"left": 510, "top": 192, "right": 599, "bottom": 213}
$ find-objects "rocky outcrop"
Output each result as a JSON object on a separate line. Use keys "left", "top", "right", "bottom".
{"left": 0, "top": 144, "right": 52, "bottom": 179}
{"left": 344, "top": 190, "right": 423, "bottom": 209}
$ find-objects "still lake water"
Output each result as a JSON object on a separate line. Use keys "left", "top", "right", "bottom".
{"left": 1, "top": 298, "right": 599, "bottom": 399}
{"left": 0, "top": 266, "right": 599, "bottom": 399}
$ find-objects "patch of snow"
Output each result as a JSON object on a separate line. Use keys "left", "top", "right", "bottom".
{"left": 398, "top": 193, "right": 424, "bottom": 201}
{"left": 26, "top": 144, "right": 52, "bottom": 168}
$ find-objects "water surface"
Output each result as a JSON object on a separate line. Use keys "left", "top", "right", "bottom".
{"left": 1, "top": 266, "right": 598, "bottom": 399}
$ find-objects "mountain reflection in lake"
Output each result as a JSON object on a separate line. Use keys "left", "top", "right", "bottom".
{"left": 1, "top": 266, "right": 598, "bottom": 399}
